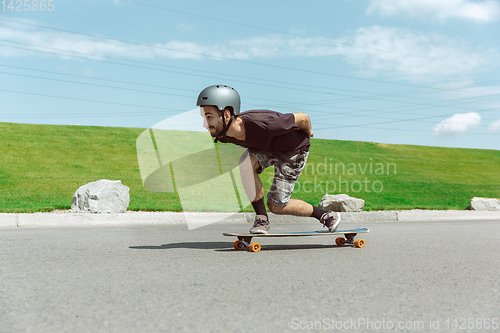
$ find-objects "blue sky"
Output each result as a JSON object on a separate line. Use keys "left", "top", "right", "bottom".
{"left": 1, "top": 0, "right": 500, "bottom": 150}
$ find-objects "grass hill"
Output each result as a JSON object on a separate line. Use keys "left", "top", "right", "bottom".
{"left": 1, "top": 122, "right": 499, "bottom": 213}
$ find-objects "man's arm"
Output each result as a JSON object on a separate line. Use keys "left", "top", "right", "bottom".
{"left": 293, "top": 112, "right": 314, "bottom": 137}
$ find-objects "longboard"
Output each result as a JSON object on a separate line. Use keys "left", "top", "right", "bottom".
{"left": 223, "top": 228, "right": 369, "bottom": 252}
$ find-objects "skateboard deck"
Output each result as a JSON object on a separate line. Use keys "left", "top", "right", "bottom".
{"left": 223, "top": 228, "right": 369, "bottom": 252}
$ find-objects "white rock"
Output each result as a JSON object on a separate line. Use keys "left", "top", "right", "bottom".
{"left": 319, "top": 194, "right": 365, "bottom": 212}
{"left": 469, "top": 197, "right": 500, "bottom": 211}
{"left": 72, "top": 179, "right": 130, "bottom": 213}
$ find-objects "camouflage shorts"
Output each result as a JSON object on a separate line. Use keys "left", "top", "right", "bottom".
{"left": 246, "top": 148, "right": 309, "bottom": 207}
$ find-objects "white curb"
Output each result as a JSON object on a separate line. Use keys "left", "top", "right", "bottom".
{"left": 0, "top": 210, "right": 498, "bottom": 228}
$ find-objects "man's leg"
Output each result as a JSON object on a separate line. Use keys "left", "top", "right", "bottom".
{"left": 267, "top": 149, "right": 341, "bottom": 232}
{"left": 239, "top": 151, "right": 264, "bottom": 203}
{"left": 268, "top": 200, "right": 341, "bottom": 232}
{"left": 267, "top": 199, "right": 312, "bottom": 217}
{"left": 239, "top": 151, "right": 270, "bottom": 234}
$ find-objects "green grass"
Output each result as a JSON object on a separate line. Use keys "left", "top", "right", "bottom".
{"left": 0, "top": 122, "right": 499, "bottom": 212}
{"left": 290, "top": 139, "right": 500, "bottom": 210}
{"left": 0, "top": 122, "right": 178, "bottom": 213}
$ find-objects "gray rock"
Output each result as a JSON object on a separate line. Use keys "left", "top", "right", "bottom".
{"left": 469, "top": 197, "right": 500, "bottom": 211}
{"left": 72, "top": 179, "right": 130, "bottom": 213}
{"left": 319, "top": 194, "right": 365, "bottom": 212}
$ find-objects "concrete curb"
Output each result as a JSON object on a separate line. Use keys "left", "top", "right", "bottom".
{"left": 342, "top": 210, "right": 500, "bottom": 223}
{"left": 397, "top": 210, "right": 500, "bottom": 222}
{"left": 0, "top": 212, "right": 242, "bottom": 228}
{"left": 0, "top": 210, "right": 499, "bottom": 228}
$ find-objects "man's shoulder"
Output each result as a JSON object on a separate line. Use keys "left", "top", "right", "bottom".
{"left": 240, "top": 109, "right": 282, "bottom": 115}
{"left": 239, "top": 109, "right": 287, "bottom": 121}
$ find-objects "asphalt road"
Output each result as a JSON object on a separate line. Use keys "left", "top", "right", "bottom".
{"left": 1, "top": 220, "right": 499, "bottom": 332}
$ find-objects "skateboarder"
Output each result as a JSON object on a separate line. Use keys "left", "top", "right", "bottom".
{"left": 197, "top": 84, "right": 341, "bottom": 234}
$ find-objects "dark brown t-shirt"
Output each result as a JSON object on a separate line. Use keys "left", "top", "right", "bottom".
{"left": 218, "top": 110, "right": 310, "bottom": 152}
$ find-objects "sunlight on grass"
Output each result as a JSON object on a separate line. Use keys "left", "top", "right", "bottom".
{"left": 0, "top": 122, "right": 498, "bottom": 212}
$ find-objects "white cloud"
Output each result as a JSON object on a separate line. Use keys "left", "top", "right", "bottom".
{"left": 487, "top": 119, "right": 500, "bottom": 131}
{"left": 0, "top": 22, "right": 496, "bottom": 82}
{"left": 333, "top": 26, "right": 496, "bottom": 81}
{"left": 433, "top": 112, "right": 482, "bottom": 136}
{"left": 0, "top": 21, "right": 204, "bottom": 60}
{"left": 367, "top": 0, "right": 500, "bottom": 22}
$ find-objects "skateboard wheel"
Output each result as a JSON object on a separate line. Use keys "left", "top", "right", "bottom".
{"left": 354, "top": 239, "right": 365, "bottom": 248}
{"left": 233, "top": 240, "right": 244, "bottom": 250}
{"left": 335, "top": 237, "right": 346, "bottom": 246}
{"left": 249, "top": 242, "right": 261, "bottom": 252}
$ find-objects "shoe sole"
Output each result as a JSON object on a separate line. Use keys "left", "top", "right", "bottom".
{"left": 250, "top": 230, "right": 269, "bottom": 235}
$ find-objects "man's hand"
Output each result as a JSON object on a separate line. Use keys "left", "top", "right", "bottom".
{"left": 293, "top": 112, "right": 314, "bottom": 137}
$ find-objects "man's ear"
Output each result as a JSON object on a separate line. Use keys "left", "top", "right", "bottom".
{"left": 223, "top": 109, "right": 232, "bottom": 121}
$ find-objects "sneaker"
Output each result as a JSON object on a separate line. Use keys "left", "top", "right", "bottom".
{"left": 249, "top": 215, "right": 270, "bottom": 234}
{"left": 320, "top": 211, "right": 341, "bottom": 232}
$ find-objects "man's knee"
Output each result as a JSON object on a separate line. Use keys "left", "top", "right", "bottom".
{"left": 240, "top": 152, "right": 261, "bottom": 173}
{"left": 267, "top": 200, "right": 285, "bottom": 214}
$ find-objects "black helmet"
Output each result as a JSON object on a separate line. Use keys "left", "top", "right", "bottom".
{"left": 196, "top": 85, "right": 240, "bottom": 115}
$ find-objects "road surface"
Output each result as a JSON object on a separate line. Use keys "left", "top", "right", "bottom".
{"left": 1, "top": 220, "right": 499, "bottom": 332}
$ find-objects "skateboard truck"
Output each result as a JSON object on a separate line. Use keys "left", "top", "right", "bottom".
{"left": 335, "top": 233, "right": 365, "bottom": 248}
{"left": 234, "top": 236, "right": 261, "bottom": 252}
{"left": 227, "top": 229, "right": 369, "bottom": 253}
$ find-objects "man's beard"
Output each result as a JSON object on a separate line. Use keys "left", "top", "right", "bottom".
{"left": 209, "top": 122, "right": 224, "bottom": 138}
